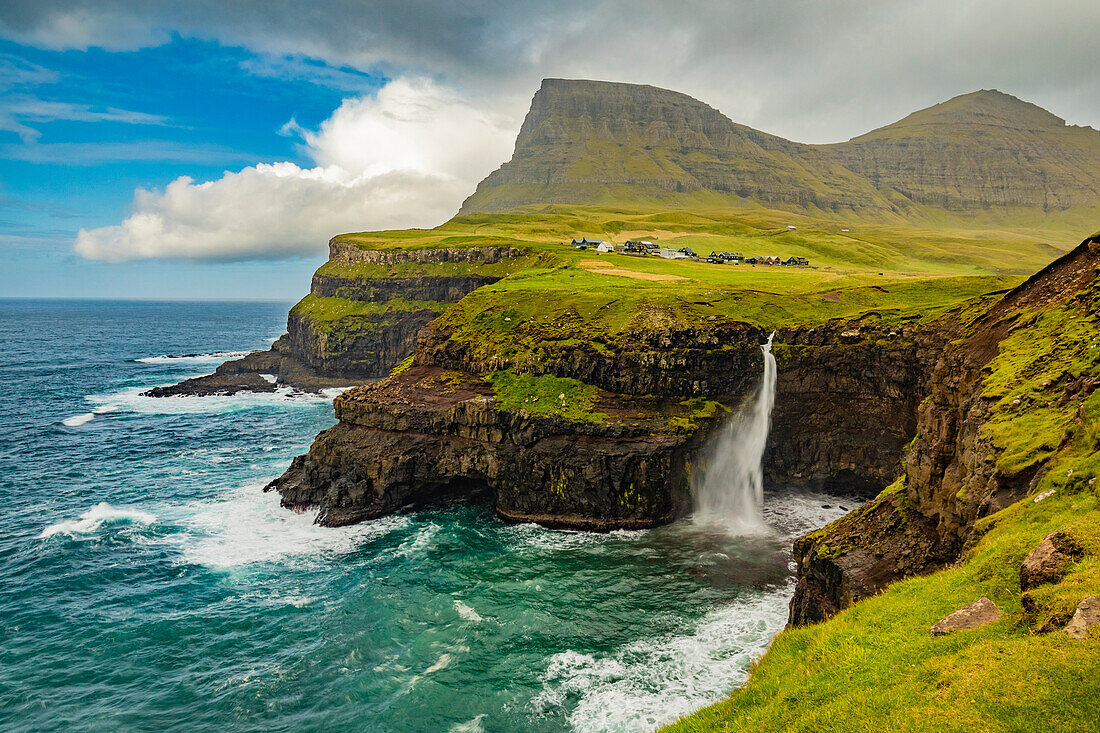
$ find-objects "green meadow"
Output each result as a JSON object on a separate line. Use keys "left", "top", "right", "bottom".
{"left": 311, "top": 205, "right": 1079, "bottom": 376}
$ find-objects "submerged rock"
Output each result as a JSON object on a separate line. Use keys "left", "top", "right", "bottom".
{"left": 930, "top": 598, "right": 1001, "bottom": 636}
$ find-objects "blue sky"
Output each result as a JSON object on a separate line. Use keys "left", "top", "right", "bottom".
{"left": 1, "top": 1, "right": 1097, "bottom": 300}
{"left": 1, "top": 37, "right": 384, "bottom": 299}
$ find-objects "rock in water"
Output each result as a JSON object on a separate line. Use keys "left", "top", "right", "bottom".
{"left": 1020, "top": 531, "right": 1084, "bottom": 591}
{"left": 930, "top": 597, "right": 1001, "bottom": 636}
{"left": 1063, "top": 597, "right": 1100, "bottom": 639}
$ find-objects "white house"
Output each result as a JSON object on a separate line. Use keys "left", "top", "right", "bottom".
{"left": 596, "top": 242, "right": 614, "bottom": 253}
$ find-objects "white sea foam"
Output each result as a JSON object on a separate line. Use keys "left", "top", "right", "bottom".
{"left": 534, "top": 584, "right": 794, "bottom": 733}
{"left": 135, "top": 350, "right": 253, "bottom": 365}
{"left": 761, "top": 491, "right": 851, "bottom": 541}
{"left": 40, "top": 502, "right": 157, "bottom": 538}
{"left": 62, "top": 412, "right": 95, "bottom": 427}
{"left": 392, "top": 522, "right": 439, "bottom": 559}
{"left": 174, "top": 483, "right": 407, "bottom": 568}
{"left": 454, "top": 599, "right": 483, "bottom": 623}
{"left": 449, "top": 714, "right": 486, "bottom": 732}
{"left": 84, "top": 385, "right": 337, "bottom": 417}
{"left": 500, "top": 522, "right": 648, "bottom": 552}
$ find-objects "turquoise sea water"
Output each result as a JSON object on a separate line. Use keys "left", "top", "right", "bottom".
{"left": 0, "top": 300, "right": 849, "bottom": 733}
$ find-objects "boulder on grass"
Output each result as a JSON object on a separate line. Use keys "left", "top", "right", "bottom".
{"left": 931, "top": 597, "right": 1001, "bottom": 636}
{"left": 1063, "top": 597, "right": 1100, "bottom": 640}
{"left": 1020, "top": 531, "right": 1084, "bottom": 591}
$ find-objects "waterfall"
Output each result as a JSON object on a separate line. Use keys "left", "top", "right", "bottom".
{"left": 692, "top": 332, "right": 777, "bottom": 533}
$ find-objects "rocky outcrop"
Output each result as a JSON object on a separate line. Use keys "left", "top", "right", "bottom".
{"left": 141, "top": 347, "right": 359, "bottom": 397}
{"left": 788, "top": 488, "right": 948, "bottom": 625}
{"left": 1063, "top": 597, "right": 1100, "bottom": 639}
{"left": 1020, "top": 531, "right": 1084, "bottom": 591}
{"left": 788, "top": 235, "right": 1100, "bottom": 626}
{"left": 422, "top": 316, "right": 944, "bottom": 500}
{"left": 268, "top": 366, "right": 706, "bottom": 529}
{"left": 930, "top": 597, "right": 1002, "bottom": 636}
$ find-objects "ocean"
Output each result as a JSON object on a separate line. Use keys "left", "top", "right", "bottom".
{"left": 0, "top": 300, "right": 848, "bottom": 733}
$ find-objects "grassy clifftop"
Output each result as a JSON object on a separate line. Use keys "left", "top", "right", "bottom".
{"left": 293, "top": 204, "right": 1084, "bottom": 402}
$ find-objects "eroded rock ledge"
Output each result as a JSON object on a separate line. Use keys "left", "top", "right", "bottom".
{"left": 268, "top": 366, "right": 705, "bottom": 529}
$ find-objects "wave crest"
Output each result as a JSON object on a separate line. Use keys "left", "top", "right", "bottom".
{"left": 40, "top": 502, "right": 157, "bottom": 538}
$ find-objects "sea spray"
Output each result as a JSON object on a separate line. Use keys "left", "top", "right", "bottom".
{"left": 692, "top": 332, "right": 777, "bottom": 532}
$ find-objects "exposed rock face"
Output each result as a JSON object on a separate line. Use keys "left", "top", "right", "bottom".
{"left": 421, "top": 316, "right": 940, "bottom": 499}
{"left": 1020, "top": 531, "right": 1084, "bottom": 591}
{"left": 789, "top": 488, "right": 947, "bottom": 626}
{"left": 270, "top": 312, "right": 954, "bottom": 532}
{"left": 768, "top": 324, "right": 940, "bottom": 497}
{"left": 788, "top": 235, "right": 1100, "bottom": 627}
{"left": 269, "top": 367, "right": 702, "bottom": 530}
{"left": 460, "top": 79, "right": 1100, "bottom": 216}
{"left": 1063, "top": 597, "right": 1100, "bottom": 639}
{"left": 930, "top": 597, "right": 1002, "bottom": 636}
{"left": 282, "top": 245, "right": 525, "bottom": 378}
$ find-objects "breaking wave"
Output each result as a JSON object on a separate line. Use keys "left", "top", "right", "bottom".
{"left": 40, "top": 502, "right": 157, "bottom": 539}
{"left": 134, "top": 350, "right": 253, "bottom": 365}
{"left": 173, "top": 483, "right": 408, "bottom": 568}
{"left": 534, "top": 584, "right": 794, "bottom": 733}
{"left": 62, "top": 413, "right": 95, "bottom": 427}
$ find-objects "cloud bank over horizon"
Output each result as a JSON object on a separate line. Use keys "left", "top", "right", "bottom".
{"left": 3, "top": 0, "right": 1099, "bottom": 262}
{"left": 73, "top": 78, "right": 519, "bottom": 262}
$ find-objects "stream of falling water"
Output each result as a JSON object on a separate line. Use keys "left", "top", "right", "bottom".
{"left": 692, "top": 332, "right": 777, "bottom": 532}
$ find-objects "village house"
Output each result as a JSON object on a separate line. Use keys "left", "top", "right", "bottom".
{"left": 657, "top": 247, "right": 689, "bottom": 260}
{"left": 570, "top": 237, "right": 604, "bottom": 249}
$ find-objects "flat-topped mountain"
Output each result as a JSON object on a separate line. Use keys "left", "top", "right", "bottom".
{"left": 460, "top": 80, "right": 1100, "bottom": 217}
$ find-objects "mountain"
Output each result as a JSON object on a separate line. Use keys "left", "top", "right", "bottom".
{"left": 459, "top": 80, "right": 1100, "bottom": 218}
{"left": 824, "top": 89, "right": 1100, "bottom": 211}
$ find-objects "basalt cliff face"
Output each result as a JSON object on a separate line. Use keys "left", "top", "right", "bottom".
{"left": 267, "top": 314, "right": 948, "bottom": 530}
{"left": 271, "top": 366, "right": 703, "bottom": 529}
{"left": 789, "top": 234, "right": 1100, "bottom": 625}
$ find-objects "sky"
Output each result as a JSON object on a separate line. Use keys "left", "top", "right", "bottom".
{"left": 1, "top": 1, "right": 1098, "bottom": 299}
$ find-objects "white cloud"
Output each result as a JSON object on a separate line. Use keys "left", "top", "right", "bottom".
{"left": 74, "top": 78, "right": 520, "bottom": 261}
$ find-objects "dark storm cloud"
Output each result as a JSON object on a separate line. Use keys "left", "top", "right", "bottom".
{"left": 1, "top": 0, "right": 1097, "bottom": 141}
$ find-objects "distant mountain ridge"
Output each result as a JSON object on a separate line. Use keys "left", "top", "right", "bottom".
{"left": 459, "top": 80, "right": 1100, "bottom": 217}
